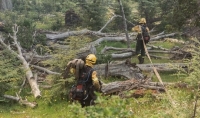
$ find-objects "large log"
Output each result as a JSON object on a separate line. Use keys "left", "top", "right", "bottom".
{"left": 151, "top": 33, "right": 177, "bottom": 41}
{"left": 100, "top": 46, "right": 183, "bottom": 59}
{"left": 46, "top": 29, "right": 130, "bottom": 40}
{"left": 101, "top": 46, "right": 183, "bottom": 54}
{"left": 137, "top": 63, "right": 188, "bottom": 72}
{"left": 94, "top": 61, "right": 187, "bottom": 79}
{"left": 94, "top": 61, "right": 145, "bottom": 79}
{"left": 101, "top": 79, "right": 165, "bottom": 95}
{"left": 101, "top": 79, "right": 142, "bottom": 94}
{"left": 101, "top": 79, "right": 190, "bottom": 96}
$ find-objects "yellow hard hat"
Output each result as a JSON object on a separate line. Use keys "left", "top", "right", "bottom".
{"left": 85, "top": 54, "right": 97, "bottom": 67}
{"left": 139, "top": 18, "right": 146, "bottom": 24}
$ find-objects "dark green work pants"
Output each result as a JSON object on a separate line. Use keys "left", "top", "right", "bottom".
{"left": 136, "top": 39, "right": 146, "bottom": 57}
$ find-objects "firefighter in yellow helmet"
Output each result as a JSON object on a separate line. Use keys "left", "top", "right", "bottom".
{"left": 85, "top": 54, "right": 101, "bottom": 90}
{"left": 68, "top": 54, "right": 101, "bottom": 107}
{"left": 132, "top": 18, "right": 150, "bottom": 64}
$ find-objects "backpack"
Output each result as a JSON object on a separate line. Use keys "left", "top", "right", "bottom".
{"left": 141, "top": 25, "right": 150, "bottom": 43}
{"left": 70, "top": 67, "right": 93, "bottom": 101}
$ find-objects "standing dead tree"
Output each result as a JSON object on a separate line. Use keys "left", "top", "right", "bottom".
{"left": 118, "top": 0, "right": 130, "bottom": 48}
{"left": 0, "top": 24, "right": 41, "bottom": 98}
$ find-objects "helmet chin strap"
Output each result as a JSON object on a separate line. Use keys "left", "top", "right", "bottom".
{"left": 85, "top": 62, "right": 94, "bottom": 67}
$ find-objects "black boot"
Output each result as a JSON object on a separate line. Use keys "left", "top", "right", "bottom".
{"left": 141, "top": 57, "right": 144, "bottom": 64}
{"left": 138, "top": 56, "right": 144, "bottom": 64}
{"left": 138, "top": 56, "right": 142, "bottom": 64}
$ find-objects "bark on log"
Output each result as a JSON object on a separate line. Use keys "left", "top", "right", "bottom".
{"left": 101, "top": 79, "right": 189, "bottom": 96}
{"left": 101, "top": 79, "right": 142, "bottom": 94}
{"left": 101, "top": 79, "right": 166, "bottom": 95}
{"left": 94, "top": 61, "right": 145, "bottom": 79}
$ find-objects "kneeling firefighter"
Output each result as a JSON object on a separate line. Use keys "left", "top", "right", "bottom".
{"left": 68, "top": 54, "right": 101, "bottom": 107}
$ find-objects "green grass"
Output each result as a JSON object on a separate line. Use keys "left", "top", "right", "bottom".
{"left": 0, "top": 87, "right": 198, "bottom": 118}
{"left": 150, "top": 41, "right": 183, "bottom": 49}
{"left": 0, "top": 3, "right": 197, "bottom": 117}
{"left": 0, "top": 26, "right": 195, "bottom": 118}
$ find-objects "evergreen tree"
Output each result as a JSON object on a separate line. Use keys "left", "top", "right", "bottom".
{"left": 77, "top": 0, "right": 107, "bottom": 30}
{"left": 0, "top": 49, "right": 24, "bottom": 98}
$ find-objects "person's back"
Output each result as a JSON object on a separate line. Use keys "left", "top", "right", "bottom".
{"left": 68, "top": 54, "right": 101, "bottom": 107}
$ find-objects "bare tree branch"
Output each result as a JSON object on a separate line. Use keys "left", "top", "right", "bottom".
{"left": 3, "top": 94, "right": 37, "bottom": 108}
{"left": 0, "top": 24, "right": 41, "bottom": 98}
{"left": 31, "top": 65, "right": 60, "bottom": 75}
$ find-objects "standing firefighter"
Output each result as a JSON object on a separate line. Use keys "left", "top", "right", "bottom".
{"left": 132, "top": 18, "right": 150, "bottom": 64}
{"left": 67, "top": 54, "right": 101, "bottom": 107}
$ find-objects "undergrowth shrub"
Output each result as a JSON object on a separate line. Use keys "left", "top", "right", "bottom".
{"left": 41, "top": 36, "right": 91, "bottom": 104}
{"left": 0, "top": 49, "right": 24, "bottom": 98}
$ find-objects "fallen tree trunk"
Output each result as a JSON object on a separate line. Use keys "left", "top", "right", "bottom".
{"left": 101, "top": 79, "right": 142, "bottom": 94}
{"left": 100, "top": 46, "right": 183, "bottom": 59}
{"left": 149, "top": 54, "right": 170, "bottom": 59}
{"left": 46, "top": 29, "right": 130, "bottom": 40}
{"left": 94, "top": 61, "right": 145, "bottom": 79}
{"left": 151, "top": 33, "right": 176, "bottom": 41}
{"left": 111, "top": 52, "right": 134, "bottom": 59}
{"left": 90, "top": 37, "right": 133, "bottom": 46}
{"left": 101, "top": 79, "right": 189, "bottom": 96}
{"left": 101, "top": 79, "right": 166, "bottom": 95}
{"left": 94, "top": 61, "right": 187, "bottom": 78}
{"left": 46, "top": 29, "right": 176, "bottom": 42}
{"left": 137, "top": 63, "right": 188, "bottom": 72}
{"left": 146, "top": 44, "right": 169, "bottom": 51}
{"left": 101, "top": 46, "right": 183, "bottom": 54}
{"left": 3, "top": 95, "right": 37, "bottom": 108}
